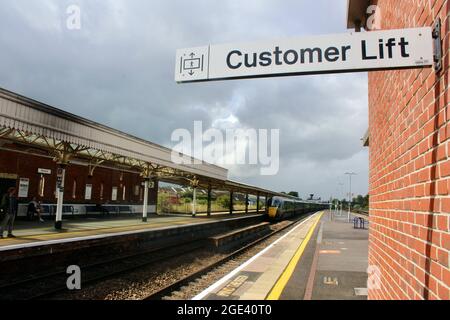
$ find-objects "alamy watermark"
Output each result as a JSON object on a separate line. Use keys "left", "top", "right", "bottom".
{"left": 367, "top": 265, "right": 381, "bottom": 290}
{"left": 171, "top": 121, "right": 280, "bottom": 176}
{"left": 366, "top": 5, "right": 382, "bottom": 30}
{"left": 66, "top": 265, "right": 81, "bottom": 290}
{"left": 66, "top": 4, "right": 81, "bottom": 30}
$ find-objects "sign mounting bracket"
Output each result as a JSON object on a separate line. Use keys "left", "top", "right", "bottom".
{"left": 433, "top": 18, "right": 442, "bottom": 73}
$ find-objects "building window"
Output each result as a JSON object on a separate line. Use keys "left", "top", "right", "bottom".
{"left": 134, "top": 185, "right": 140, "bottom": 196}
{"left": 112, "top": 187, "right": 118, "bottom": 201}
{"left": 122, "top": 185, "right": 126, "bottom": 201}
{"left": 100, "top": 183, "right": 104, "bottom": 201}
{"left": 85, "top": 184, "right": 92, "bottom": 200}
{"left": 72, "top": 180, "right": 77, "bottom": 199}
{"left": 38, "top": 175, "right": 45, "bottom": 198}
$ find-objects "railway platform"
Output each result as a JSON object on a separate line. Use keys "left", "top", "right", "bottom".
{"left": 194, "top": 210, "right": 369, "bottom": 300}
{"left": 0, "top": 211, "right": 258, "bottom": 250}
{"left": 0, "top": 212, "right": 264, "bottom": 279}
{"left": 0, "top": 212, "right": 266, "bottom": 289}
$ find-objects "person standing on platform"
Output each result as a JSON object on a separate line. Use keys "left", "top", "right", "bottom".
{"left": 0, "top": 187, "right": 18, "bottom": 238}
{"left": 36, "top": 200, "right": 44, "bottom": 222}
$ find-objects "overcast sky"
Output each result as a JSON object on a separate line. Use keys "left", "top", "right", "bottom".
{"left": 0, "top": 0, "right": 368, "bottom": 200}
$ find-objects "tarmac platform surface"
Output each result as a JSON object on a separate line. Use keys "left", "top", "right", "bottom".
{"left": 194, "top": 210, "right": 369, "bottom": 300}
{"left": 0, "top": 212, "right": 260, "bottom": 250}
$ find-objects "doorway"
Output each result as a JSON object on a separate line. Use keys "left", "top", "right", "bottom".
{"left": 0, "top": 177, "right": 17, "bottom": 198}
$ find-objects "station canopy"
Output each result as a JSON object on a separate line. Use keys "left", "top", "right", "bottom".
{"left": 0, "top": 87, "right": 280, "bottom": 197}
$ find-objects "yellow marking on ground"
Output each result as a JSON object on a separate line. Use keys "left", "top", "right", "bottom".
{"left": 0, "top": 219, "right": 205, "bottom": 246}
{"left": 319, "top": 250, "right": 341, "bottom": 254}
{"left": 266, "top": 211, "right": 324, "bottom": 300}
{"left": 0, "top": 214, "right": 258, "bottom": 247}
{"left": 323, "top": 276, "right": 339, "bottom": 286}
{"left": 217, "top": 275, "right": 248, "bottom": 297}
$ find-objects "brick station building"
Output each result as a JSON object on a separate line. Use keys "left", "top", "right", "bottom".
{"left": 0, "top": 146, "right": 151, "bottom": 211}
{"left": 0, "top": 87, "right": 276, "bottom": 222}
{"left": 349, "top": 0, "right": 450, "bottom": 299}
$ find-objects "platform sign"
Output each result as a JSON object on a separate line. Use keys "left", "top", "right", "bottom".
{"left": 111, "top": 187, "right": 118, "bottom": 201}
{"left": 38, "top": 168, "right": 52, "bottom": 175}
{"left": 141, "top": 181, "right": 155, "bottom": 188}
{"left": 85, "top": 184, "right": 92, "bottom": 200}
{"left": 18, "top": 178, "right": 29, "bottom": 198}
{"left": 175, "top": 27, "right": 433, "bottom": 83}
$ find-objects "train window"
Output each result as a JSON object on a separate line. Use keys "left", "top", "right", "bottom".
{"left": 272, "top": 199, "right": 282, "bottom": 208}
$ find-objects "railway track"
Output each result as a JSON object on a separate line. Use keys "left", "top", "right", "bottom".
{"left": 352, "top": 210, "right": 369, "bottom": 216}
{"left": 143, "top": 213, "right": 314, "bottom": 300}
{"left": 0, "top": 213, "right": 317, "bottom": 300}
{"left": 0, "top": 240, "right": 205, "bottom": 300}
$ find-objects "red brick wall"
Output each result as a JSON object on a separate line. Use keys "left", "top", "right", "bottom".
{"left": 368, "top": 0, "right": 450, "bottom": 299}
{"left": 0, "top": 147, "right": 146, "bottom": 205}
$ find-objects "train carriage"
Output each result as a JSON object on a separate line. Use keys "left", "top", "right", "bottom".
{"left": 267, "top": 196, "right": 327, "bottom": 221}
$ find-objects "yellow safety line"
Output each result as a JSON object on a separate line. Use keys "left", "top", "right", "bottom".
{"left": 0, "top": 214, "right": 255, "bottom": 245}
{"left": 0, "top": 219, "right": 197, "bottom": 245}
{"left": 266, "top": 211, "right": 324, "bottom": 300}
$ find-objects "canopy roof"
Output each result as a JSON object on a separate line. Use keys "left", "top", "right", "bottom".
{"left": 0, "top": 87, "right": 227, "bottom": 180}
{"left": 0, "top": 87, "right": 286, "bottom": 197}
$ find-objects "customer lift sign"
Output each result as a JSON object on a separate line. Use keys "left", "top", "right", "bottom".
{"left": 175, "top": 27, "right": 434, "bottom": 83}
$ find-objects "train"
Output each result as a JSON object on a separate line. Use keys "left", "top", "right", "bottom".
{"left": 267, "top": 196, "right": 328, "bottom": 220}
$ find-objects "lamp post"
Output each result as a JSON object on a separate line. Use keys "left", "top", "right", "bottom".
{"left": 337, "top": 182, "right": 344, "bottom": 216}
{"left": 345, "top": 172, "right": 357, "bottom": 222}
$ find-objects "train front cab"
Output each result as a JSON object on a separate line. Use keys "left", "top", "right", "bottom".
{"left": 268, "top": 197, "right": 281, "bottom": 220}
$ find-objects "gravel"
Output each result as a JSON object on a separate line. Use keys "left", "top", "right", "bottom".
{"left": 55, "top": 219, "right": 298, "bottom": 300}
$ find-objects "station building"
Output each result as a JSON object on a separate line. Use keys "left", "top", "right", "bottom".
{"left": 0, "top": 87, "right": 276, "bottom": 226}
{"left": 0, "top": 145, "right": 153, "bottom": 215}
{"left": 348, "top": 0, "right": 450, "bottom": 299}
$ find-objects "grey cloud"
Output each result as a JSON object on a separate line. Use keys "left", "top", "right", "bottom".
{"left": 0, "top": 0, "right": 368, "bottom": 198}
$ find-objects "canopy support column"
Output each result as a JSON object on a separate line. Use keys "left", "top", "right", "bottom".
{"left": 207, "top": 185, "right": 212, "bottom": 217}
{"left": 142, "top": 178, "right": 149, "bottom": 222}
{"left": 229, "top": 191, "right": 234, "bottom": 215}
{"left": 192, "top": 187, "right": 197, "bottom": 217}
{"left": 54, "top": 142, "right": 74, "bottom": 230}
{"left": 256, "top": 193, "right": 260, "bottom": 214}
{"left": 245, "top": 193, "right": 249, "bottom": 214}
{"left": 55, "top": 165, "right": 66, "bottom": 230}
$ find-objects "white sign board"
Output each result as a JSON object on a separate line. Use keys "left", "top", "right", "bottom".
{"left": 111, "top": 187, "right": 118, "bottom": 201}
{"left": 38, "top": 168, "right": 52, "bottom": 175}
{"left": 141, "top": 181, "right": 155, "bottom": 188}
{"left": 85, "top": 184, "right": 92, "bottom": 200}
{"left": 175, "top": 27, "right": 433, "bottom": 82}
{"left": 18, "top": 178, "right": 29, "bottom": 198}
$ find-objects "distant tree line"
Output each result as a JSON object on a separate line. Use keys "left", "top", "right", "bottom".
{"left": 332, "top": 194, "right": 369, "bottom": 210}
{"left": 281, "top": 191, "right": 300, "bottom": 198}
